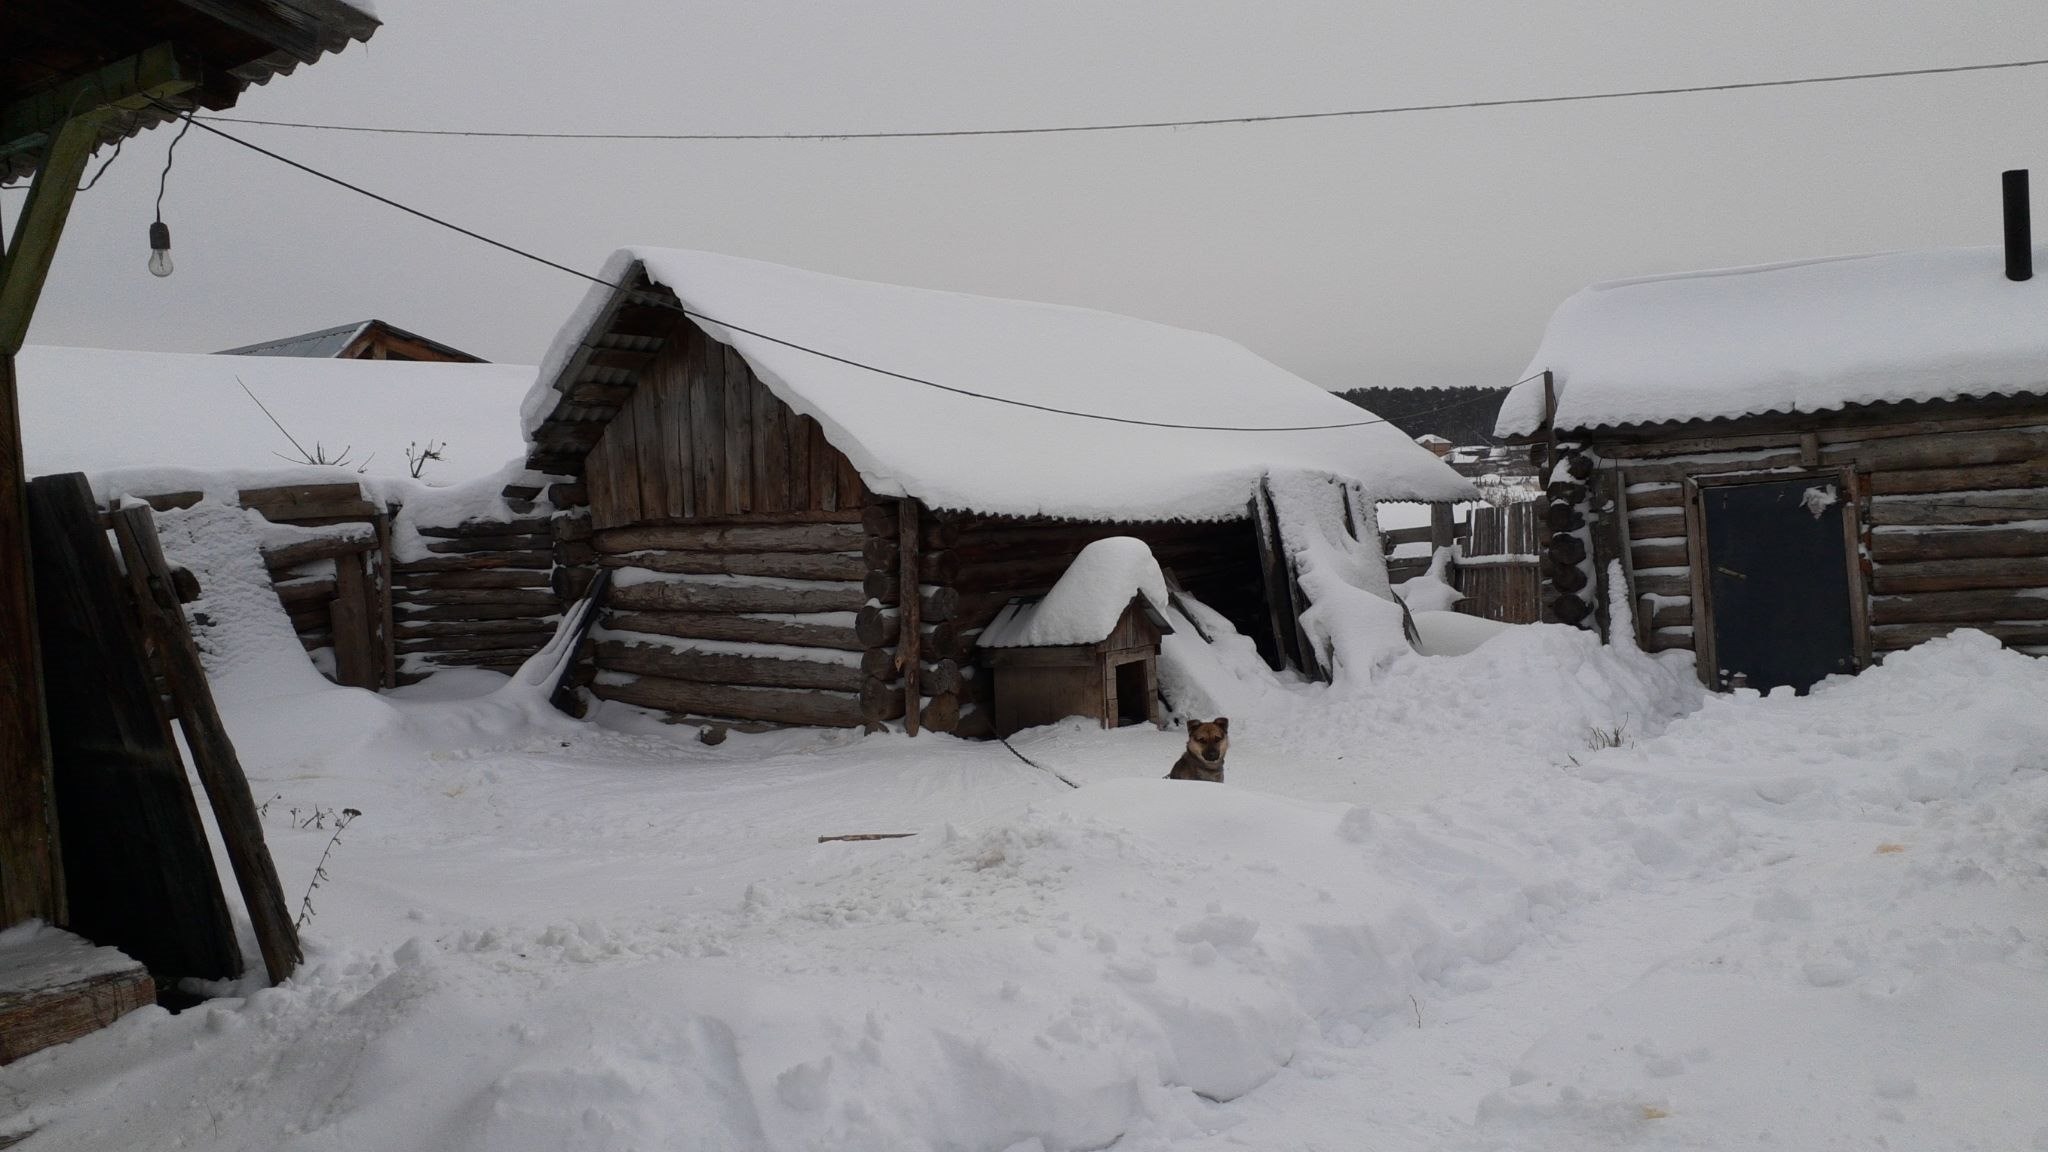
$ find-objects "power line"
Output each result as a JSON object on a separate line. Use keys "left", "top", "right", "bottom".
{"left": 193, "top": 55, "right": 2048, "bottom": 142}
{"left": 161, "top": 103, "right": 1530, "bottom": 435}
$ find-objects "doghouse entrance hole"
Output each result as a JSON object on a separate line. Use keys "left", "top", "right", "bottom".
{"left": 1113, "top": 660, "right": 1150, "bottom": 726}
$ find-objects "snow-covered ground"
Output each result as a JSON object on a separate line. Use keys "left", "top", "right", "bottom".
{"left": 5, "top": 607, "right": 2045, "bottom": 1148}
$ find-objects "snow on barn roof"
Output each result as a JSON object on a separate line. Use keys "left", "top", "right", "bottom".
{"left": 527, "top": 248, "right": 1473, "bottom": 520}
{"left": 16, "top": 345, "right": 533, "bottom": 486}
{"left": 979, "top": 537, "right": 1174, "bottom": 649}
{"left": 1495, "top": 244, "right": 2048, "bottom": 436}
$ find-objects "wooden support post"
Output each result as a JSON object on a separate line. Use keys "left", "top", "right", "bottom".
{"left": 373, "top": 509, "right": 398, "bottom": 690}
{"left": 108, "top": 504, "right": 300, "bottom": 986}
{"left": 0, "top": 119, "right": 102, "bottom": 354}
{"left": 330, "top": 552, "right": 375, "bottom": 688}
{"left": 0, "top": 351, "right": 59, "bottom": 928}
{"left": 1429, "top": 502, "right": 1456, "bottom": 550}
{"left": 898, "top": 498, "right": 922, "bottom": 736}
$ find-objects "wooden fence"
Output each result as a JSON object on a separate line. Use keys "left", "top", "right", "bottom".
{"left": 1382, "top": 500, "right": 1542, "bottom": 624}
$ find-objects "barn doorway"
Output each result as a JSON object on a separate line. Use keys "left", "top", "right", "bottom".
{"left": 1698, "top": 475, "right": 1860, "bottom": 694}
{"left": 1112, "top": 659, "right": 1151, "bottom": 726}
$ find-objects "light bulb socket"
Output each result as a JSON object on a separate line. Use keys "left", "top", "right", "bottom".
{"left": 148, "top": 220, "right": 171, "bottom": 252}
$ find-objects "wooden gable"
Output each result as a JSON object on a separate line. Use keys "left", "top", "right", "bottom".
{"left": 585, "top": 318, "right": 868, "bottom": 529}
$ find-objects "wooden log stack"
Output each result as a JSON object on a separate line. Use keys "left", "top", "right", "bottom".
{"left": 392, "top": 513, "right": 561, "bottom": 680}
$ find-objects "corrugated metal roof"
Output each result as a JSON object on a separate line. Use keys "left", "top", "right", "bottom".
{"left": 219, "top": 322, "right": 371, "bottom": 359}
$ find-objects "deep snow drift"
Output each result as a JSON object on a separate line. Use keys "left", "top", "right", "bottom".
{"left": 4, "top": 589, "right": 2044, "bottom": 1150}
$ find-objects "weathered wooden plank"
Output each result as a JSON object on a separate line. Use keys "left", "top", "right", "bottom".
{"left": 27, "top": 475, "right": 239, "bottom": 981}
{"left": 899, "top": 500, "right": 922, "bottom": 735}
{"left": 394, "top": 603, "right": 561, "bottom": 623}
{"left": 1633, "top": 570, "right": 1692, "bottom": 598}
{"left": 422, "top": 533, "right": 553, "bottom": 555}
{"left": 609, "top": 578, "right": 867, "bottom": 615}
{"left": 697, "top": 333, "right": 727, "bottom": 515}
{"left": 602, "top": 549, "right": 865, "bottom": 581}
{"left": 391, "top": 569, "right": 556, "bottom": 591}
{"left": 259, "top": 533, "right": 372, "bottom": 573}
{"left": 236, "top": 482, "right": 364, "bottom": 509}
{"left": 108, "top": 506, "right": 301, "bottom": 985}
{"left": 1871, "top": 588, "right": 2048, "bottom": 625}
{"left": 1629, "top": 540, "right": 1688, "bottom": 570}
{"left": 397, "top": 631, "right": 560, "bottom": 654}
{"left": 330, "top": 554, "right": 377, "bottom": 689}
{"left": 608, "top": 610, "right": 865, "bottom": 652}
{"left": 789, "top": 413, "right": 815, "bottom": 512}
{"left": 1868, "top": 489, "right": 2048, "bottom": 526}
{"left": 1648, "top": 599, "right": 1692, "bottom": 629}
{"left": 660, "top": 344, "right": 692, "bottom": 520}
{"left": 1871, "top": 555, "right": 2048, "bottom": 594}
{"left": 393, "top": 551, "right": 554, "bottom": 573}
{"left": 392, "top": 587, "right": 560, "bottom": 609}
{"left": 412, "top": 518, "right": 554, "bottom": 539}
{"left": 592, "top": 673, "right": 874, "bottom": 726}
{"left": 0, "top": 941, "right": 154, "bottom": 1065}
{"left": 632, "top": 372, "right": 668, "bottom": 524}
{"left": 595, "top": 522, "right": 867, "bottom": 554}
{"left": 597, "top": 640, "right": 863, "bottom": 691}
{"left": 1873, "top": 619, "right": 2048, "bottom": 650}
{"left": 724, "top": 345, "right": 753, "bottom": 514}
{"left": 398, "top": 616, "right": 565, "bottom": 638}
{"left": 1827, "top": 429, "right": 2048, "bottom": 472}
{"left": 1867, "top": 460, "right": 2048, "bottom": 496}
{"left": 275, "top": 577, "right": 338, "bottom": 608}
{"left": 813, "top": 420, "right": 839, "bottom": 512}
{"left": 1867, "top": 525, "right": 2048, "bottom": 562}
{"left": 755, "top": 376, "right": 790, "bottom": 514}
{"left": 1619, "top": 483, "right": 1684, "bottom": 509}
{"left": 1628, "top": 508, "right": 1688, "bottom": 539}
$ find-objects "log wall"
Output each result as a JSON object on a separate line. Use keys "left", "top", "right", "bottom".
{"left": 1578, "top": 405, "right": 2048, "bottom": 672}
{"left": 391, "top": 516, "right": 560, "bottom": 679}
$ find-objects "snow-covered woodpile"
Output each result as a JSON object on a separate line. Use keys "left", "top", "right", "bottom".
{"left": 390, "top": 497, "right": 563, "bottom": 682}
{"left": 1502, "top": 243, "right": 2048, "bottom": 688}
{"left": 523, "top": 248, "right": 1471, "bottom": 732}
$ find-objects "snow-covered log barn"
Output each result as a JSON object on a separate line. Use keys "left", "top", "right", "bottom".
{"left": 523, "top": 248, "right": 1472, "bottom": 734}
{"left": 1500, "top": 227, "right": 2048, "bottom": 693}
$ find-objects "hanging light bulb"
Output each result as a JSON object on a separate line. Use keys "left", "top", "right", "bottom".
{"left": 147, "top": 220, "right": 173, "bottom": 277}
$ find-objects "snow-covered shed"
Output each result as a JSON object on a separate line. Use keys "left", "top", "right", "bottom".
{"left": 1499, "top": 235, "right": 2048, "bottom": 692}
{"left": 522, "top": 247, "right": 1471, "bottom": 733}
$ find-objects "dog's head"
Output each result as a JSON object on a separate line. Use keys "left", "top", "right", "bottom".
{"left": 1185, "top": 718, "right": 1230, "bottom": 766}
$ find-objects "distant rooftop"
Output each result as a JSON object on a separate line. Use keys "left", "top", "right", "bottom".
{"left": 220, "top": 319, "right": 485, "bottom": 363}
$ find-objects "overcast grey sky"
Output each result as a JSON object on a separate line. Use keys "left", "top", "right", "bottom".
{"left": 13, "top": 1, "right": 2048, "bottom": 392}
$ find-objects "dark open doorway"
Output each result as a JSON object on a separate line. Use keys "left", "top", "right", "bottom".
{"left": 1112, "top": 660, "right": 1151, "bottom": 727}
{"left": 1699, "top": 476, "right": 1859, "bottom": 694}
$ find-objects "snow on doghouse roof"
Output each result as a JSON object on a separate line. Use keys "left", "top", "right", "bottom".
{"left": 1495, "top": 244, "right": 2048, "bottom": 436}
{"left": 16, "top": 345, "right": 533, "bottom": 487}
{"left": 979, "top": 537, "right": 1174, "bottom": 649}
{"left": 527, "top": 248, "right": 1473, "bottom": 519}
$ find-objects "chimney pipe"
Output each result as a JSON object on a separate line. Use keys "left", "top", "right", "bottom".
{"left": 2004, "top": 169, "right": 2032, "bottom": 282}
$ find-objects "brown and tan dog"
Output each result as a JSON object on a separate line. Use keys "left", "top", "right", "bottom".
{"left": 1167, "top": 718, "right": 1229, "bottom": 783}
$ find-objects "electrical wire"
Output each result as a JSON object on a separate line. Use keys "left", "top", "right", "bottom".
{"left": 76, "top": 134, "right": 122, "bottom": 191}
{"left": 154, "top": 112, "right": 193, "bottom": 222}
{"left": 156, "top": 102, "right": 1541, "bottom": 435}
{"left": 190, "top": 55, "right": 2048, "bottom": 141}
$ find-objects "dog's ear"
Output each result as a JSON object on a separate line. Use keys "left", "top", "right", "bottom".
{"left": 1215, "top": 717, "right": 1229, "bottom": 732}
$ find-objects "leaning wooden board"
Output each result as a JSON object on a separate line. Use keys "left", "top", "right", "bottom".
{"left": 26, "top": 474, "right": 241, "bottom": 982}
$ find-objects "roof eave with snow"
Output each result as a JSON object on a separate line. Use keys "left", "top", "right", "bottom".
{"left": 1496, "top": 244, "right": 2048, "bottom": 439}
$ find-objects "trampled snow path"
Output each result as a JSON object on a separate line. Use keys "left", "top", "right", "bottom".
{"left": 3, "top": 631, "right": 2044, "bottom": 1150}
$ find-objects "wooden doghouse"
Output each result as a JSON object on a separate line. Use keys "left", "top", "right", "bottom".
{"left": 977, "top": 540, "right": 1175, "bottom": 735}
{"left": 982, "top": 596, "right": 1171, "bottom": 736}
